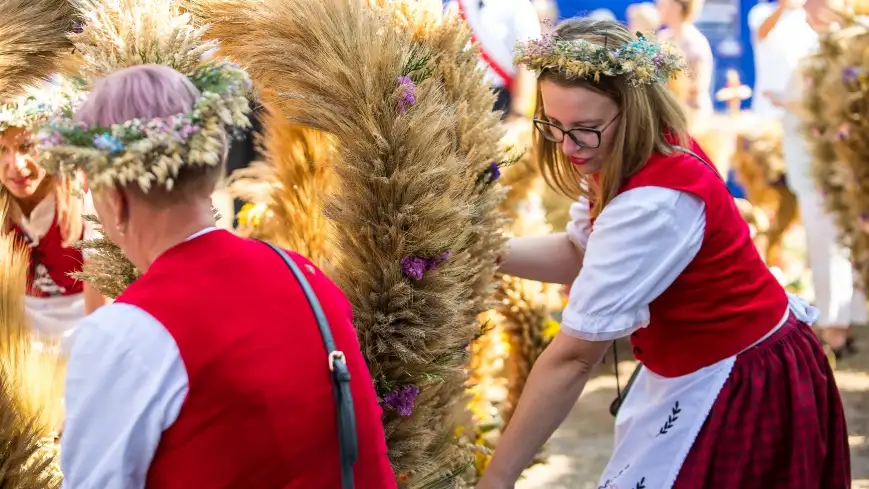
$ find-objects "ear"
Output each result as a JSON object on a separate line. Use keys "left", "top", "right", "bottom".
{"left": 97, "top": 186, "right": 129, "bottom": 233}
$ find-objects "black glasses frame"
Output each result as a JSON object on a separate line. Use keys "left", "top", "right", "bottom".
{"left": 532, "top": 113, "right": 620, "bottom": 149}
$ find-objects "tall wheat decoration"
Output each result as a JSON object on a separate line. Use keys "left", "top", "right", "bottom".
{"left": 229, "top": 106, "right": 335, "bottom": 267}
{"left": 801, "top": 23, "right": 856, "bottom": 253}
{"left": 799, "top": 18, "right": 869, "bottom": 296}
{"left": 811, "top": 16, "right": 869, "bottom": 296}
{"left": 0, "top": 1, "right": 76, "bottom": 485}
{"left": 184, "top": 0, "right": 508, "bottom": 485}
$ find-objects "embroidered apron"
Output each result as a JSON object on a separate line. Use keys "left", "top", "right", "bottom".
{"left": 596, "top": 294, "right": 818, "bottom": 489}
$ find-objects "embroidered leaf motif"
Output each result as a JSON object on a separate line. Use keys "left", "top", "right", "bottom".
{"left": 634, "top": 476, "right": 647, "bottom": 489}
{"left": 656, "top": 400, "right": 681, "bottom": 436}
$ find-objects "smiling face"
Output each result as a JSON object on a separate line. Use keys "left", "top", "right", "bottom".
{"left": 538, "top": 79, "right": 621, "bottom": 175}
{"left": 0, "top": 126, "right": 48, "bottom": 199}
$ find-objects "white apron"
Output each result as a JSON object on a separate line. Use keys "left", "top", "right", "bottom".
{"left": 596, "top": 294, "right": 818, "bottom": 489}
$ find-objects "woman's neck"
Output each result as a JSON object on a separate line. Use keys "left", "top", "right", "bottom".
{"left": 15, "top": 178, "right": 53, "bottom": 218}
{"left": 130, "top": 201, "right": 217, "bottom": 272}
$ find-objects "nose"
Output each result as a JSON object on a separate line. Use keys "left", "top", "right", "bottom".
{"left": 561, "top": 136, "right": 580, "bottom": 156}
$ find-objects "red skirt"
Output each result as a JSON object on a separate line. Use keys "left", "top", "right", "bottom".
{"left": 673, "top": 314, "right": 851, "bottom": 489}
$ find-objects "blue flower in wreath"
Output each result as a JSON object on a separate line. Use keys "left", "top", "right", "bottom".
{"left": 93, "top": 133, "right": 125, "bottom": 154}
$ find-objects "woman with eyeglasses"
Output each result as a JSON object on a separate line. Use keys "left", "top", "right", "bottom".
{"left": 477, "top": 18, "right": 849, "bottom": 489}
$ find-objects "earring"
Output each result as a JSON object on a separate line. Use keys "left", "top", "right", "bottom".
{"left": 116, "top": 224, "right": 125, "bottom": 237}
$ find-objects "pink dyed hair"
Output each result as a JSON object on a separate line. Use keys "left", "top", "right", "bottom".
{"left": 75, "top": 64, "right": 200, "bottom": 127}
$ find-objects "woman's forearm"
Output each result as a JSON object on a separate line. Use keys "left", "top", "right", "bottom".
{"left": 500, "top": 233, "right": 583, "bottom": 284}
{"left": 482, "top": 335, "right": 607, "bottom": 484}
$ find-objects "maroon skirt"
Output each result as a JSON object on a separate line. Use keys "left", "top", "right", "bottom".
{"left": 673, "top": 314, "right": 850, "bottom": 489}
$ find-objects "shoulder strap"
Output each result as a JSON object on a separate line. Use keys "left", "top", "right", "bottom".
{"left": 259, "top": 240, "right": 358, "bottom": 489}
{"left": 671, "top": 144, "right": 725, "bottom": 182}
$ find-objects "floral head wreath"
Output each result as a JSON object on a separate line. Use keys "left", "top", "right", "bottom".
{"left": 514, "top": 32, "right": 687, "bottom": 86}
{"left": 36, "top": 62, "right": 252, "bottom": 192}
{"left": 0, "top": 78, "right": 83, "bottom": 135}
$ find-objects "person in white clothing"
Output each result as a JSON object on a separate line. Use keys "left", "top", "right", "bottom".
{"left": 477, "top": 18, "right": 849, "bottom": 489}
{"left": 446, "top": 0, "right": 542, "bottom": 120}
{"left": 748, "top": 0, "right": 817, "bottom": 120}
{"left": 768, "top": 2, "right": 863, "bottom": 357}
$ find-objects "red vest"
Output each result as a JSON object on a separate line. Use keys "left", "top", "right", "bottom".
{"left": 12, "top": 218, "right": 84, "bottom": 298}
{"left": 593, "top": 139, "right": 788, "bottom": 377}
{"left": 115, "top": 230, "right": 396, "bottom": 489}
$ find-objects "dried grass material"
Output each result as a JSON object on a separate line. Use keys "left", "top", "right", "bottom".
{"left": 183, "top": 0, "right": 507, "bottom": 484}
{"left": 801, "top": 25, "right": 857, "bottom": 252}
{"left": 73, "top": 215, "right": 138, "bottom": 299}
{"left": 229, "top": 105, "right": 336, "bottom": 268}
{"left": 0, "top": 375, "right": 61, "bottom": 489}
{"left": 490, "top": 123, "right": 560, "bottom": 428}
{"left": 0, "top": 0, "right": 75, "bottom": 98}
{"left": 0, "top": 219, "right": 63, "bottom": 487}
{"left": 812, "top": 19, "right": 869, "bottom": 293}
{"left": 69, "top": 0, "right": 215, "bottom": 84}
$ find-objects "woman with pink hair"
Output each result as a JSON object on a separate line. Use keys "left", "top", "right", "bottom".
{"left": 42, "top": 35, "right": 394, "bottom": 489}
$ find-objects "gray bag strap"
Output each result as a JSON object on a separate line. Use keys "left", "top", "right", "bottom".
{"left": 259, "top": 240, "right": 358, "bottom": 489}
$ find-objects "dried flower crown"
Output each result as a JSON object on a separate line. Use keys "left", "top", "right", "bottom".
{"left": 36, "top": 62, "right": 252, "bottom": 192}
{"left": 514, "top": 32, "right": 687, "bottom": 86}
{"left": 0, "top": 79, "right": 84, "bottom": 134}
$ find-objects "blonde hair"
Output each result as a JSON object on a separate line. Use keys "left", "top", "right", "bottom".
{"left": 535, "top": 18, "right": 688, "bottom": 217}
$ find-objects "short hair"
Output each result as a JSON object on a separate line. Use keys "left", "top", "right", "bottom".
{"left": 74, "top": 64, "right": 225, "bottom": 205}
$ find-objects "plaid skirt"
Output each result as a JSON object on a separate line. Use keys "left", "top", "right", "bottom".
{"left": 673, "top": 315, "right": 851, "bottom": 489}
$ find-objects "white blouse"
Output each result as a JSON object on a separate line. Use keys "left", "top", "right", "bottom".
{"left": 16, "top": 192, "right": 99, "bottom": 342}
{"left": 561, "top": 187, "right": 706, "bottom": 341}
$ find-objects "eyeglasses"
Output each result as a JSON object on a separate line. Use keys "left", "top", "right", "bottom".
{"left": 532, "top": 113, "right": 620, "bottom": 149}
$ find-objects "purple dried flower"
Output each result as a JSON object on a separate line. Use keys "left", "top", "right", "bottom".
{"left": 401, "top": 256, "right": 427, "bottom": 280}
{"left": 427, "top": 250, "right": 453, "bottom": 269}
{"left": 488, "top": 162, "right": 501, "bottom": 183}
{"left": 382, "top": 385, "right": 420, "bottom": 417}
{"left": 843, "top": 66, "right": 862, "bottom": 83}
{"left": 40, "top": 131, "right": 63, "bottom": 146}
{"left": 396, "top": 75, "right": 417, "bottom": 114}
{"left": 401, "top": 250, "right": 453, "bottom": 280}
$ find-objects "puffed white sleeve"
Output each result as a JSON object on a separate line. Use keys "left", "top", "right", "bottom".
{"left": 560, "top": 187, "right": 706, "bottom": 341}
{"left": 61, "top": 303, "right": 188, "bottom": 489}
{"left": 565, "top": 196, "right": 593, "bottom": 251}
